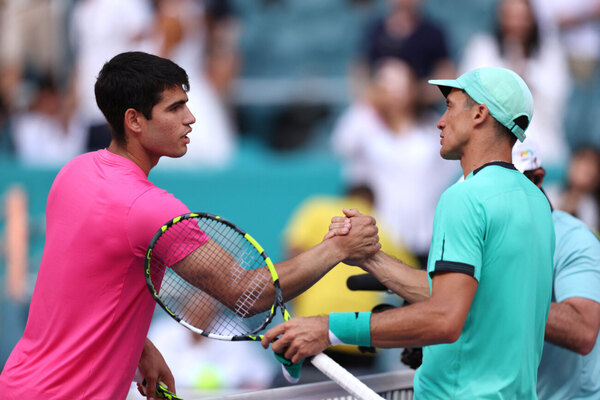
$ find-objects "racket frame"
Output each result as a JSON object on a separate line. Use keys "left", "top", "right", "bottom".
{"left": 144, "top": 212, "right": 285, "bottom": 340}
{"left": 144, "top": 212, "right": 383, "bottom": 400}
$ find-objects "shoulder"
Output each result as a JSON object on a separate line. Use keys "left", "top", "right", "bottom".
{"left": 126, "top": 185, "right": 190, "bottom": 252}
{"left": 553, "top": 210, "right": 599, "bottom": 247}
{"left": 439, "top": 175, "right": 481, "bottom": 203}
{"left": 442, "top": 166, "right": 547, "bottom": 212}
{"left": 434, "top": 180, "right": 483, "bottom": 221}
{"left": 62, "top": 151, "right": 96, "bottom": 168}
{"left": 51, "top": 152, "right": 97, "bottom": 184}
{"left": 553, "top": 209, "right": 592, "bottom": 230}
{"left": 131, "top": 185, "right": 188, "bottom": 219}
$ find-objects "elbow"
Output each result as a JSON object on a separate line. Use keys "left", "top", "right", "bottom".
{"left": 578, "top": 345, "right": 594, "bottom": 356}
{"left": 547, "top": 329, "right": 598, "bottom": 355}
{"left": 439, "top": 325, "right": 462, "bottom": 344}
{"left": 576, "top": 334, "right": 597, "bottom": 356}
{"left": 432, "top": 318, "right": 463, "bottom": 344}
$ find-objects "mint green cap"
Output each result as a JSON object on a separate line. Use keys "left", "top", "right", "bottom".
{"left": 429, "top": 67, "right": 534, "bottom": 142}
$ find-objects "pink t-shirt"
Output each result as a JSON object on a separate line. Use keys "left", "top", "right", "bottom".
{"left": 0, "top": 150, "right": 193, "bottom": 399}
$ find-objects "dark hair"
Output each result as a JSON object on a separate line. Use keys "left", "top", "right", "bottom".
{"left": 94, "top": 51, "right": 190, "bottom": 145}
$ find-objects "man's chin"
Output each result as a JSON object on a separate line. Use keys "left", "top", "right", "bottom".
{"left": 440, "top": 148, "right": 460, "bottom": 161}
{"left": 166, "top": 148, "right": 188, "bottom": 159}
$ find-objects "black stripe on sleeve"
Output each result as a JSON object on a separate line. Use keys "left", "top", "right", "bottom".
{"left": 433, "top": 260, "right": 475, "bottom": 277}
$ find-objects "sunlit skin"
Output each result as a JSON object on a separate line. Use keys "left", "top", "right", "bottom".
{"left": 436, "top": 89, "right": 475, "bottom": 161}
{"left": 108, "top": 85, "right": 196, "bottom": 176}
{"left": 436, "top": 88, "right": 513, "bottom": 178}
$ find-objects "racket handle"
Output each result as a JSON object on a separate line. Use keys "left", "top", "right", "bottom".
{"left": 134, "top": 367, "right": 183, "bottom": 400}
{"left": 310, "top": 353, "right": 384, "bottom": 400}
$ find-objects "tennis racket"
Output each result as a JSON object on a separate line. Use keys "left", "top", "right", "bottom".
{"left": 144, "top": 212, "right": 384, "bottom": 400}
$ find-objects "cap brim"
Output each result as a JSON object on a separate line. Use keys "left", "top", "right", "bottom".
{"left": 428, "top": 79, "right": 463, "bottom": 98}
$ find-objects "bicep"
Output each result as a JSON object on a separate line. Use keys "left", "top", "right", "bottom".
{"left": 171, "top": 239, "right": 235, "bottom": 288}
{"left": 369, "top": 270, "right": 478, "bottom": 347}
{"left": 430, "top": 271, "right": 478, "bottom": 338}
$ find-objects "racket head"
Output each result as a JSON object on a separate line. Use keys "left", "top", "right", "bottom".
{"left": 144, "top": 212, "right": 286, "bottom": 341}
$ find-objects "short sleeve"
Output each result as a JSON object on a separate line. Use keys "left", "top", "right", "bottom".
{"left": 553, "top": 221, "right": 600, "bottom": 304}
{"left": 127, "top": 186, "right": 191, "bottom": 257}
{"left": 427, "top": 186, "right": 484, "bottom": 282}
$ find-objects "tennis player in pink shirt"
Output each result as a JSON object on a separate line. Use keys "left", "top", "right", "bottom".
{"left": 0, "top": 52, "right": 381, "bottom": 399}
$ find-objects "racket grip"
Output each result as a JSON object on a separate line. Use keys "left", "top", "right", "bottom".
{"left": 310, "top": 353, "right": 384, "bottom": 400}
{"left": 134, "top": 368, "right": 183, "bottom": 400}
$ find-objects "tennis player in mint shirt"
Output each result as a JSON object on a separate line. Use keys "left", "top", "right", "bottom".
{"left": 262, "top": 67, "right": 555, "bottom": 399}
{"left": 414, "top": 160, "right": 554, "bottom": 398}
{"left": 512, "top": 141, "right": 600, "bottom": 400}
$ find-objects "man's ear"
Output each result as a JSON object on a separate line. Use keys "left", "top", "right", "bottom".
{"left": 124, "top": 108, "right": 143, "bottom": 134}
{"left": 524, "top": 168, "right": 546, "bottom": 188}
{"left": 472, "top": 103, "right": 490, "bottom": 128}
{"left": 532, "top": 168, "right": 546, "bottom": 188}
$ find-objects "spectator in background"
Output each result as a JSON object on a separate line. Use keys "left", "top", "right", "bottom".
{"left": 512, "top": 141, "right": 600, "bottom": 400}
{"left": 0, "top": 0, "right": 69, "bottom": 112}
{"left": 531, "top": 0, "right": 600, "bottom": 150}
{"left": 282, "top": 184, "right": 418, "bottom": 381}
{"left": 548, "top": 146, "right": 600, "bottom": 233}
{"left": 203, "top": 0, "right": 241, "bottom": 102}
{"left": 150, "top": 0, "right": 237, "bottom": 169}
{"left": 10, "top": 74, "right": 86, "bottom": 167}
{"left": 68, "top": 0, "right": 155, "bottom": 152}
{"left": 358, "top": 0, "right": 455, "bottom": 107}
{"left": 332, "top": 59, "right": 460, "bottom": 267}
{"left": 460, "top": 0, "right": 571, "bottom": 171}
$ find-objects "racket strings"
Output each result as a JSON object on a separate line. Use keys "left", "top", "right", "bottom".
{"left": 149, "top": 216, "right": 275, "bottom": 337}
{"left": 234, "top": 270, "right": 272, "bottom": 318}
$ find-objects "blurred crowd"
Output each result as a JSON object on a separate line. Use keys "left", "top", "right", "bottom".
{"left": 0, "top": 0, "right": 239, "bottom": 168}
{"left": 0, "top": 0, "right": 599, "bottom": 227}
{"left": 2, "top": 0, "right": 600, "bottom": 394}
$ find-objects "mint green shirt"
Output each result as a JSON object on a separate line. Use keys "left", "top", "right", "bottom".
{"left": 414, "top": 162, "right": 554, "bottom": 399}
{"left": 537, "top": 210, "right": 600, "bottom": 400}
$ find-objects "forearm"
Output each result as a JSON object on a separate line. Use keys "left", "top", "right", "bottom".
{"left": 277, "top": 239, "right": 346, "bottom": 301}
{"left": 264, "top": 271, "right": 476, "bottom": 364}
{"left": 361, "top": 251, "right": 430, "bottom": 303}
{"left": 369, "top": 300, "right": 459, "bottom": 348}
{"left": 545, "top": 300, "right": 600, "bottom": 355}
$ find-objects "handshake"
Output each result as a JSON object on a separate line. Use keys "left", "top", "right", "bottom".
{"left": 322, "top": 208, "right": 382, "bottom": 266}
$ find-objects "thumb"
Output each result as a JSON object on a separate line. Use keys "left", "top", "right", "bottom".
{"left": 343, "top": 208, "right": 363, "bottom": 218}
{"left": 323, "top": 230, "right": 336, "bottom": 240}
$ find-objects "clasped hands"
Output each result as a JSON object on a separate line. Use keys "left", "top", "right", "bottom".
{"left": 261, "top": 208, "right": 380, "bottom": 366}
{"left": 324, "top": 208, "right": 381, "bottom": 266}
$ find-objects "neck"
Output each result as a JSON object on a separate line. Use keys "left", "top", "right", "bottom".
{"left": 107, "top": 141, "right": 157, "bottom": 177}
{"left": 460, "top": 135, "right": 513, "bottom": 178}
